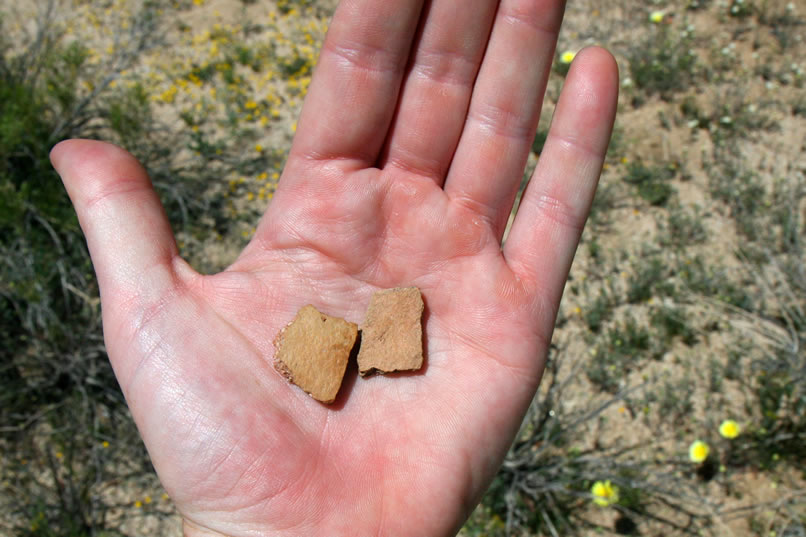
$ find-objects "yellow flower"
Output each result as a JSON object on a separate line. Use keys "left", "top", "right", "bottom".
{"left": 560, "top": 51, "right": 576, "bottom": 64}
{"left": 719, "top": 420, "right": 741, "bottom": 439}
{"left": 591, "top": 480, "right": 619, "bottom": 507}
{"left": 255, "top": 144, "right": 264, "bottom": 152}
{"left": 649, "top": 11, "right": 665, "bottom": 23}
{"left": 689, "top": 440, "right": 710, "bottom": 463}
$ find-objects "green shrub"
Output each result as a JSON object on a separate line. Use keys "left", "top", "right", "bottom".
{"left": 658, "top": 203, "right": 707, "bottom": 249}
{"left": 1, "top": 11, "right": 102, "bottom": 430}
{"left": 622, "top": 161, "right": 676, "bottom": 206}
{"left": 0, "top": 4, "right": 180, "bottom": 535}
{"left": 650, "top": 304, "right": 697, "bottom": 347}
{"left": 531, "top": 126, "right": 549, "bottom": 155}
{"left": 727, "top": 0, "right": 754, "bottom": 18}
{"left": 628, "top": 24, "right": 698, "bottom": 99}
{"left": 584, "top": 288, "right": 614, "bottom": 333}
{"left": 626, "top": 253, "right": 675, "bottom": 304}
{"left": 587, "top": 317, "right": 650, "bottom": 393}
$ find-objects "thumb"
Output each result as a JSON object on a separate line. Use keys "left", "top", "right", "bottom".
{"left": 50, "top": 139, "right": 187, "bottom": 318}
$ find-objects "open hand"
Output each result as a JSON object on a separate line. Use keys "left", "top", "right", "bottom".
{"left": 51, "top": 0, "right": 617, "bottom": 535}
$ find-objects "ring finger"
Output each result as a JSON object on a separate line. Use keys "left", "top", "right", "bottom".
{"left": 444, "top": 0, "right": 566, "bottom": 237}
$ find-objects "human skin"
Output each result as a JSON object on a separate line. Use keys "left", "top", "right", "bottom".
{"left": 50, "top": 0, "right": 618, "bottom": 535}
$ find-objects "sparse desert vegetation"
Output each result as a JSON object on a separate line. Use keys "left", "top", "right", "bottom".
{"left": 1, "top": 0, "right": 804, "bottom": 535}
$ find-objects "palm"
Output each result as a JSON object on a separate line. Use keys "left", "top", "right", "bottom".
{"left": 51, "top": 1, "right": 618, "bottom": 535}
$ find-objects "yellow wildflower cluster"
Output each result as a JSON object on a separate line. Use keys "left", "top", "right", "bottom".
{"left": 58, "top": 0, "right": 329, "bottom": 242}
{"left": 686, "top": 420, "right": 741, "bottom": 465}
{"left": 591, "top": 480, "right": 619, "bottom": 507}
{"left": 156, "top": 84, "right": 178, "bottom": 103}
{"left": 689, "top": 440, "right": 709, "bottom": 463}
{"left": 719, "top": 419, "right": 741, "bottom": 439}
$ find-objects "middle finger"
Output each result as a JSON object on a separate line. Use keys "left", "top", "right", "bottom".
{"left": 377, "top": 0, "right": 499, "bottom": 183}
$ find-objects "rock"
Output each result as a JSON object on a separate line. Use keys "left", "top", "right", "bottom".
{"left": 273, "top": 305, "right": 358, "bottom": 404}
{"left": 358, "top": 287, "right": 424, "bottom": 376}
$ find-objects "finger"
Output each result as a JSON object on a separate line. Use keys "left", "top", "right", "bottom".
{"left": 50, "top": 140, "right": 184, "bottom": 309}
{"left": 377, "top": 0, "right": 498, "bottom": 182}
{"left": 443, "top": 0, "right": 565, "bottom": 236}
{"left": 503, "top": 47, "right": 618, "bottom": 310}
{"left": 289, "top": 0, "right": 425, "bottom": 167}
